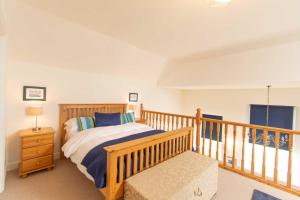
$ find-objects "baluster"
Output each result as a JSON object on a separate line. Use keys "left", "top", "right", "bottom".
{"left": 119, "top": 155, "right": 124, "bottom": 183}
{"left": 151, "top": 113, "right": 155, "bottom": 128}
{"left": 241, "top": 126, "right": 246, "bottom": 172}
{"left": 216, "top": 123, "right": 221, "bottom": 160}
{"left": 186, "top": 118, "right": 189, "bottom": 128}
{"left": 155, "top": 113, "right": 158, "bottom": 129}
{"left": 287, "top": 133, "right": 294, "bottom": 188}
{"left": 155, "top": 144, "right": 159, "bottom": 164}
{"left": 151, "top": 145, "right": 155, "bottom": 166}
{"left": 179, "top": 137, "right": 182, "bottom": 153}
{"left": 171, "top": 116, "right": 174, "bottom": 130}
{"left": 160, "top": 142, "right": 164, "bottom": 162}
{"left": 232, "top": 125, "right": 237, "bottom": 169}
{"left": 126, "top": 153, "right": 131, "bottom": 178}
{"left": 173, "top": 139, "right": 176, "bottom": 156}
{"left": 133, "top": 151, "right": 137, "bottom": 175}
{"left": 181, "top": 117, "right": 184, "bottom": 128}
{"left": 274, "top": 131, "right": 279, "bottom": 183}
{"left": 262, "top": 129, "right": 268, "bottom": 179}
{"left": 209, "top": 121, "right": 213, "bottom": 157}
{"left": 175, "top": 138, "right": 178, "bottom": 154}
{"left": 202, "top": 119, "right": 206, "bottom": 155}
{"left": 139, "top": 149, "right": 144, "bottom": 172}
{"left": 167, "top": 115, "right": 170, "bottom": 131}
{"left": 251, "top": 128, "right": 256, "bottom": 175}
{"left": 176, "top": 116, "right": 179, "bottom": 129}
{"left": 163, "top": 114, "right": 166, "bottom": 130}
{"left": 145, "top": 147, "right": 149, "bottom": 169}
{"left": 147, "top": 112, "right": 150, "bottom": 125}
{"left": 223, "top": 124, "right": 228, "bottom": 166}
{"left": 158, "top": 114, "right": 162, "bottom": 130}
{"left": 168, "top": 140, "right": 172, "bottom": 158}
{"left": 165, "top": 140, "right": 169, "bottom": 159}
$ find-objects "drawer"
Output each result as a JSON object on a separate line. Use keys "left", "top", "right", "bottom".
{"left": 22, "top": 144, "right": 53, "bottom": 160}
{"left": 22, "top": 134, "right": 53, "bottom": 148}
{"left": 21, "top": 155, "right": 53, "bottom": 173}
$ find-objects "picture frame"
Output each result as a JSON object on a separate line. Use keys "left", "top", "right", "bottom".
{"left": 129, "top": 93, "right": 138, "bottom": 102}
{"left": 23, "top": 86, "right": 47, "bottom": 101}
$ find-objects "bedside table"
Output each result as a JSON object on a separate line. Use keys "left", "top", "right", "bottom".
{"left": 19, "top": 127, "right": 55, "bottom": 177}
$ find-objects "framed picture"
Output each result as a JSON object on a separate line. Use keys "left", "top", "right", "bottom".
{"left": 129, "top": 93, "right": 138, "bottom": 102}
{"left": 23, "top": 86, "right": 47, "bottom": 101}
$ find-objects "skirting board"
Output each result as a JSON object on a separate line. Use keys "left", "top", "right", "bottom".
{"left": 6, "top": 152, "right": 60, "bottom": 171}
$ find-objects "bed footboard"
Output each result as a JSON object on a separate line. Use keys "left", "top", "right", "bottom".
{"left": 103, "top": 127, "right": 193, "bottom": 200}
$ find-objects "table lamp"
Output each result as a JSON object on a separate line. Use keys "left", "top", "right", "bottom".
{"left": 26, "top": 106, "right": 43, "bottom": 132}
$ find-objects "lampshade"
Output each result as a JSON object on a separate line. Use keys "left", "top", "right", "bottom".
{"left": 26, "top": 106, "right": 43, "bottom": 116}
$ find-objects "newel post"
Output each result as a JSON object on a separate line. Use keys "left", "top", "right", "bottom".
{"left": 196, "top": 108, "right": 202, "bottom": 154}
{"left": 140, "top": 103, "right": 144, "bottom": 120}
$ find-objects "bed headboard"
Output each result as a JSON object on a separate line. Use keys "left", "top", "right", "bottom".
{"left": 59, "top": 103, "right": 128, "bottom": 158}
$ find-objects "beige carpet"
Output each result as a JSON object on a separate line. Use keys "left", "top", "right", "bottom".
{"left": 0, "top": 159, "right": 104, "bottom": 200}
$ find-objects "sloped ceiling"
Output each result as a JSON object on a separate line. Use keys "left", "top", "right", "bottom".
{"left": 6, "top": 1, "right": 166, "bottom": 80}
{"left": 16, "top": 0, "right": 300, "bottom": 58}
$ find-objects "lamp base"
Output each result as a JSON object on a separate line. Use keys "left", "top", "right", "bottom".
{"left": 32, "top": 127, "right": 42, "bottom": 132}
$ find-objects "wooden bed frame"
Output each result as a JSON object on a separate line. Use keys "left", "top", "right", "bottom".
{"left": 59, "top": 104, "right": 198, "bottom": 200}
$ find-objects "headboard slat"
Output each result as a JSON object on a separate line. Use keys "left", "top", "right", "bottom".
{"left": 59, "top": 103, "right": 128, "bottom": 158}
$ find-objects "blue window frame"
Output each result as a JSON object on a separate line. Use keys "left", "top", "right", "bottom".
{"left": 202, "top": 114, "right": 223, "bottom": 142}
{"left": 249, "top": 104, "right": 294, "bottom": 150}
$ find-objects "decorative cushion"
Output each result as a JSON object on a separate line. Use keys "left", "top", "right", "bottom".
{"left": 121, "top": 113, "right": 129, "bottom": 124}
{"left": 95, "top": 112, "right": 121, "bottom": 127}
{"left": 77, "top": 117, "right": 95, "bottom": 131}
{"left": 126, "top": 112, "right": 135, "bottom": 123}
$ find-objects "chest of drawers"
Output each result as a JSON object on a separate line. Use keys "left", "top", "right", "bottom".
{"left": 19, "top": 128, "right": 55, "bottom": 177}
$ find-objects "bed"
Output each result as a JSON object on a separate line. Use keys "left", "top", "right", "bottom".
{"left": 59, "top": 104, "right": 200, "bottom": 200}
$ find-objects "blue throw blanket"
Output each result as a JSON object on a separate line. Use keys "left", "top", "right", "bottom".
{"left": 81, "top": 129, "right": 165, "bottom": 188}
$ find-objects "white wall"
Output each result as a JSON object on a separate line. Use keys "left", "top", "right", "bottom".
{"left": 0, "top": 36, "right": 6, "bottom": 193}
{"left": 5, "top": 62, "right": 182, "bottom": 170}
{"left": 0, "top": 0, "right": 7, "bottom": 193}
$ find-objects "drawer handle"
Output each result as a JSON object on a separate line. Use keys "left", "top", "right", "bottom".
{"left": 36, "top": 161, "right": 40, "bottom": 166}
{"left": 36, "top": 139, "right": 41, "bottom": 143}
{"left": 194, "top": 187, "right": 203, "bottom": 197}
{"left": 36, "top": 151, "right": 41, "bottom": 154}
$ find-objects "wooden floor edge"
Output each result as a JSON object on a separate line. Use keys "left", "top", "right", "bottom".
{"left": 219, "top": 164, "right": 300, "bottom": 197}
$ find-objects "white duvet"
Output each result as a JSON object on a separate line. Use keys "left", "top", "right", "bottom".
{"left": 62, "top": 123, "right": 153, "bottom": 181}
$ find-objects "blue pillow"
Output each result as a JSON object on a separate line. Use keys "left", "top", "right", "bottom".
{"left": 94, "top": 112, "right": 121, "bottom": 127}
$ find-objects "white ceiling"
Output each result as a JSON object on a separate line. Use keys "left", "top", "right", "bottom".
{"left": 18, "top": 0, "right": 300, "bottom": 59}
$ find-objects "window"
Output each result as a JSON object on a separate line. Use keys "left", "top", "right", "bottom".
{"left": 249, "top": 104, "right": 295, "bottom": 150}
{"left": 202, "top": 114, "right": 223, "bottom": 142}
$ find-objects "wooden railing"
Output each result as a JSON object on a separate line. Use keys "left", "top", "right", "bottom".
{"left": 141, "top": 106, "right": 300, "bottom": 197}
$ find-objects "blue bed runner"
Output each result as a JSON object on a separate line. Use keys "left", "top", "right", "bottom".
{"left": 81, "top": 129, "right": 165, "bottom": 188}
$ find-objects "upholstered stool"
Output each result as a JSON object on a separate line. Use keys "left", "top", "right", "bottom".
{"left": 124, "top": 151, "right": 218, "bottom": 200}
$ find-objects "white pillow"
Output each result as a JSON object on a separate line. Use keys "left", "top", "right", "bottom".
{"left": 64, "top": 118, "right": 79, "bottom": 139}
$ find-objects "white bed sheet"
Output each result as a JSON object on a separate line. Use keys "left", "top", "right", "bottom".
{"left": 62, "top": 123, "right": 154, "bottom": 182}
